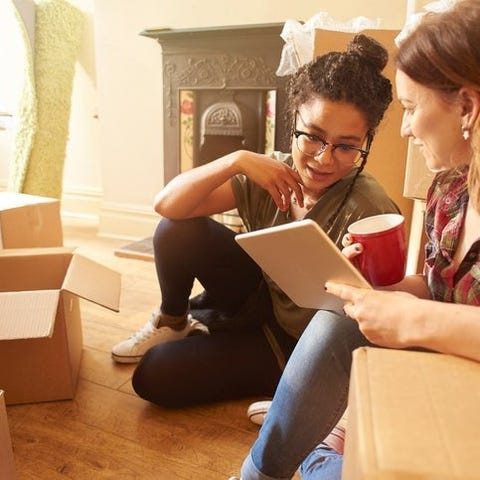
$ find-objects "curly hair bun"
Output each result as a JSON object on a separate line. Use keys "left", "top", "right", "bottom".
{"left": 347, "top": 34, "right": 388, "bottom": 72}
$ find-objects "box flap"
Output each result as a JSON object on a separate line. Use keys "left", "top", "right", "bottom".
{"left": 0, "top": 290, "right": 59, "bottom": 339}
{"left": 0, "top": 248, "right": 74, "bottom": 293}
{"left": 62, "top": 254, "right": 121, "bottom": 311}
{"left": 0, "top": 246, "right": 75, "bottom": 258}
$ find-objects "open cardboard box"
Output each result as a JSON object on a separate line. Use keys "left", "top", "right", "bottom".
{"left": 0, "top": 390, "right": 16, "bottom": 479}
{"left": 0, "top": 192, "right": 63, "bottom": 249}
{"left": 343, "top": 347, "right": 480, "bottom": 479}
{"left": 0, "top": 247, "right": 121, "bottom": 405}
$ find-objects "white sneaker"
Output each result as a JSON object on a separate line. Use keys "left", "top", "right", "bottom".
{"left": 247, "top": 400, "right": 272, "bottom": 426}
{"left": 111, "top": 312, "right": 208, "bottom": 364}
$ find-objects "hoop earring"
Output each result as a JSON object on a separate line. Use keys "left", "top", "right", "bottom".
{"left": 462, "top": 127, "right": 470, "bottom": 141}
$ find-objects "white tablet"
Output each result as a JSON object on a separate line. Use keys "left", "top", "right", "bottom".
{"left": 235, "top": 219, "right": 370, "bottom": 312}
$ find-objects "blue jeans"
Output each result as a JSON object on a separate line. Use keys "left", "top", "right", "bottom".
{"left": 300, "top": 446, "right": 343, "bottom": 480}
{"left": 240, "top": 311, "right": 371, "bottom": 480}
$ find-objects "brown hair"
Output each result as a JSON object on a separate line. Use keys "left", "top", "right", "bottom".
{"left": 396, "top": 0, "right": 480, "bottom": 210}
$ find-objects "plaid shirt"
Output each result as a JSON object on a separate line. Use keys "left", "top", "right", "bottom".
{"left": 425, "top": 166, "right": 480, "bottom": 304}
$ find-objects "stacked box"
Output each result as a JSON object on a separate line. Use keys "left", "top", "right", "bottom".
{"left": 0, "top": 192, "right": 63, "bottom": 249}
{"left": 343, "top": 347, "right": 480, "bottom": 479}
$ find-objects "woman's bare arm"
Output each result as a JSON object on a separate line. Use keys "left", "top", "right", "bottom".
{"left": 326, "top": 282, "right": 480, "bottom": 362}
{"left": 154, "top": 150, "right": 303, "bottom": 219}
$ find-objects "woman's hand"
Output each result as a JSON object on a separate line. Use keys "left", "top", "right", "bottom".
{"left": 325, "top": 281, "right": 418, "bottom": 348}
{"left": 341, "top": 233, "right": 363, "bottom": 260}
{"left": 237, "top": 152, "right": 304, "bottom": 211}
{"left": 326, "top": 281, "right": 480, "bottom": 362}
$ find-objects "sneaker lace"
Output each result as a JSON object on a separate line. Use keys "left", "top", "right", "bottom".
{"left": 131, "top": 313, "right": 160, "bottom": 344}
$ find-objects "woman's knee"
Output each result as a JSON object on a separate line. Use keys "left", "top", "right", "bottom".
{"left": 132, "top": 344, "right": 186, "bottom": 407}
{"left": 153, "top": 217, "right": 207, "bottom": 252}
{"left": 308, "top": 311, "right": 365, "bottom": 347}
{"left": 292, "top": 311, "right": 367, "bottom": 376}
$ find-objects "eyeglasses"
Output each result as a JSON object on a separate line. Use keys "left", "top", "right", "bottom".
{"left": 293, "top": 129, "right": 371, "bottom": 164}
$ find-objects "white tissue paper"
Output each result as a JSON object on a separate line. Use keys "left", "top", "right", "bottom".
{"left": 276, "top": 12, "right": 381, "bottom": 77}
{"left": 395, "top": 0, "right": 457, "bottom": 46}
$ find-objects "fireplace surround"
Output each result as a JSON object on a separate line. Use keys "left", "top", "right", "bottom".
{"left": 141, "top": 23, "right": 290, "bottom": 184}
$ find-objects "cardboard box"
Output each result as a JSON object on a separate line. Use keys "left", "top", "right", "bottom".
{"left": 0, "top": 192, "right": 63, "bottom": 248}
{"left": 403, "top": 140, "right": 436, "bottom": 200}
{"left": 0, "top": 390, "right": 16, "bottom": 479}
{"left": 314, "top": 29, "right": 413, "bottom": 249}
{"left": 0, "top": 247, "right": 121, "bottom": 405}
{"left": 343, "top": 347, "right": 480, "bottom": 479}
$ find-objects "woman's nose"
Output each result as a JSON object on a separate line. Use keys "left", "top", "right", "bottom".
{"left": 314, "top": 146, "right": 334, "bottom": 164}
{"left": 400, "top": 113, "right": 411, "bottom": 138}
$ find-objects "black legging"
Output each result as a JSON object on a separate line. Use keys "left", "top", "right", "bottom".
{"left": 132, "top": 217, "right": 296, "bottom": 407}
{"left": 154, "top": 216, "right": 262, "bottom": 317}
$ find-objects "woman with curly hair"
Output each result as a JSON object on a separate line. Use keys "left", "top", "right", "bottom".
{"left": 112, "top": 35, "right": 399, "bottom": 410}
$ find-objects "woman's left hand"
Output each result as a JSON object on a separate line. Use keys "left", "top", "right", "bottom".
{"left": 325, "top": 281, "right": 418, "bottom": 348}
{"left": 340, "top": 233, "right": 363, "bottom": 260}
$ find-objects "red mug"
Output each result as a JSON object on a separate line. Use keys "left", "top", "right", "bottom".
{"left": 347, "top": 213, "right": 406, "bottom": 286}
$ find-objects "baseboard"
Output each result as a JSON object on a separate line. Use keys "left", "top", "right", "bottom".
{"left": 61, "top": 186, "right": 102, "bottom": 225}
{"left": 98, "top": 201, "right": 158, "bottom": 241}
{"left": 0, "top": 182, "right": 158, "bottom": 240}
{"left": 62, "top": 187, "right": 158, "bottom": 240}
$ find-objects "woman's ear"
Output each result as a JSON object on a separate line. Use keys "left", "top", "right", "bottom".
{"left": 459, "top": 87, "right": 480, "bottom": 130}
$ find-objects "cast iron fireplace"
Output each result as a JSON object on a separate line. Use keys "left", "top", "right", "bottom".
{"left": 141, "top": 23, "right": 290, "bottom": 184}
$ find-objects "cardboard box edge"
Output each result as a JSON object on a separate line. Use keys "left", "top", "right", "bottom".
{"left": 0, "top": 390, "right": 17, "bottom": 479}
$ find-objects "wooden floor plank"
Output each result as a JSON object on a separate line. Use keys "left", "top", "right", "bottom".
{"left": 8, "top": 380, "right": 257, "bottom": 479}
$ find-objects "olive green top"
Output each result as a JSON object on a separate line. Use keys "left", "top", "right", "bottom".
{"left": 231, "top": 152, "right": 400, "bottom": 341}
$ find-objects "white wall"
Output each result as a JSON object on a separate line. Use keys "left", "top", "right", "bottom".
{"left": 62, "top": 0, "right": 103, "bottom": 221}
{"left": 1, "top": 0, "right": 427, "bottom": 240}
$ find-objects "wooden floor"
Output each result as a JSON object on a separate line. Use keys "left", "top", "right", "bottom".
{"left": 6, "top": 221, "right": 265, "bottom": 479}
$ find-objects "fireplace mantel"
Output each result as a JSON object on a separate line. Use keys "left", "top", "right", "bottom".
{"left": 141, "top": 23, "right": 286, "bottom": 42}
{"left": 140, "top": 23, "right": 289, "bottom": 183}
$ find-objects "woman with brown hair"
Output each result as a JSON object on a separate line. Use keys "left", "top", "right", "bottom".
{"left": 232, "top": 1, "right": 480, "bottom": 479}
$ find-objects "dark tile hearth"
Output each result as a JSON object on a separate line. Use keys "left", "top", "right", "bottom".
{"left": 114, "top": 237, "right": 154, "bottom": 261}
